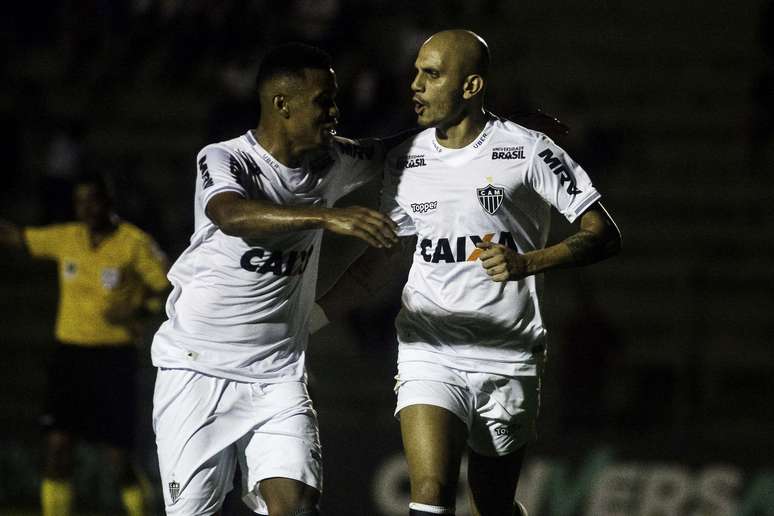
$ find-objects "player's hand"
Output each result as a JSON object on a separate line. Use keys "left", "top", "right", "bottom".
{"left": 322, "top": 206, "right": 398, "bottom": 248}
{"left": 476, "top": 242, "right": 529, "bottom": 282}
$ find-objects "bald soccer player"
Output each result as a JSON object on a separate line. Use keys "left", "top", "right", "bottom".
{"left": 319, "top": 30, "right": 621, "bottom": 516}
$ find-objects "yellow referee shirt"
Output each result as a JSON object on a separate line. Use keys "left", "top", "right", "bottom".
{"left": 24, "top": 222, "right": 169, "bottom": 347}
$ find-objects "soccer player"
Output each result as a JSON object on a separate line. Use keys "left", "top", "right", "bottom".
{"left": 318, "top": 30, "right": 622, "bottom": 516}
{"left": 150, "top": 43, "right": 398, "bottom": 516}
{"left": 0, "top": 175, "right": 170, "bottom": 516}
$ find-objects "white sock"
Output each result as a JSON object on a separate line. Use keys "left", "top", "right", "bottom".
{"left": 409, "top": 502, "right": 455, "bottom": 514}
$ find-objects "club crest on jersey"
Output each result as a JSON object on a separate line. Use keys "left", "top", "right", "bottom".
{"left": 169, "top": 481, "right": 180, "bottom": 504}
{"left": 476, "top": 184, "right": 505, "bottom": 215}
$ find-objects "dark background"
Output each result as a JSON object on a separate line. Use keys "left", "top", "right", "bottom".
{"left": 1, "top": 1, "right": 772, "bottom": 515}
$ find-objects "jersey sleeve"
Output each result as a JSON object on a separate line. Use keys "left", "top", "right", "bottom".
{"left": 527, "top": 135, "right": 602, "bottom": 223}
{"left": 380, "top": 164, "right": 416, "bottom": 236}
{"left": 196, "top": 145, "right": 249, "bottom": 210}
{"left": 133, "top": 233, "right": 170, "bottom": 293}
{"left": 327, "top": 137, "right": 385, "bottom": 201}
{"left": 23, "top": 225, "right": 69, "bottom": 259}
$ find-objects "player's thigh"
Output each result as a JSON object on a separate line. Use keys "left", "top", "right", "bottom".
{"left": 467, "top": 446, "right": 526, "bottom": 516}
{"left": 468, "top": 374, "right": 539, "bottom": 457}
{"left": 153, "top": 369, "right": 243, "bottom": 514}
{"left": 259, "top": 477, "right": 320, "bottom": 515}
{"left": 238, "top": 381, "right": 322, "bottom": 514}
{"left": 163, "top": 447, "right": 237, "bottom": 516}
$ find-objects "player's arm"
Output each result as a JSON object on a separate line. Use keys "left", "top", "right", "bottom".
{"left": 317, "top": 235, "right": 415, "bottom": 322}
{"left": 0, "top": 220, "right": 25, "bottom": 250}
{"left": 477, "top": 202, "right": 621, "bottom": 282}
{"left": 206, "top": 192, "right": 398, "bottom": 248}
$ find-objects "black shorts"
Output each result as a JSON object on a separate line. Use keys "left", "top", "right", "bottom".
{"left": 42, "top": 342, "right": 138, "bottom": 449}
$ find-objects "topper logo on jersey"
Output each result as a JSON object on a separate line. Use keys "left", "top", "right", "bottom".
{"left": 537, "top": 149, "right": 582, "bottom": 195}
{"left": 491, "top": 146, "right": 525, "bottom": 160}
{"left": 240, "top": 245, "right": 314, "bottom": 276}
{"left": 477, "top": 184, "right": 505, "bottom": 215}
{"left": 419, "top": 231, "right": 518, "bottom": 263}
{"left": 397, "top": 155, "right": 427, "bottom": 169}
{"left": 411, "top": 201, "right": 437, "bottom": 213}
{"left": 198, "top": 155, "right": 214, "bottom": 189}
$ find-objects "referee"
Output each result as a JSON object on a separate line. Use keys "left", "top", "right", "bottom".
{"left": 0, "top": 174, "right": 169, "bottom": 516}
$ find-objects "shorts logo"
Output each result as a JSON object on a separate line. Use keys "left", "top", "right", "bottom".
{"left": 397, "top": 154, "right": 427, "bottom": 168}
{"left": 476, "top": 183, "right": 505, "bottom": 215}
{"left": 410, "top": 201, "right": 437, "bottom": 213}
{"left": 495, "top": 424, "right": 520, "bottom": 436}
{"left": 168, "top": 481, "right": 180, "bottom": 504}
{"left": 491, "top": 146, "right": 525, "bottom": 160}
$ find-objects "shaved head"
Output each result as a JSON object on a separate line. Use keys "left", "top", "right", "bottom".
{"left": 421, "top": 30, "right": 490, "bottom": 79}
{"left": 411, "top": 29, "right": 490, "bottom": 130}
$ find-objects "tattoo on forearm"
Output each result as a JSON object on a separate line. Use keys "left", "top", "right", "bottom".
{"left": 564, "top": 230, "right": 604, "bottom": 265}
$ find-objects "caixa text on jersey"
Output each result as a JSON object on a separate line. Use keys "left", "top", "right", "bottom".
{"left": 240, "top": 245, "right": 314, "bottom": 276}
{"left": 419, "top": 232, "right": 519, "bottom": 263}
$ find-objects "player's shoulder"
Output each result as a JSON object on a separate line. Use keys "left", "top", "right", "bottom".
{"left": 384, "top": 127, "right": 433, "bottom": 161}
{"left": 490, "top": 115, "right": 548, "bottom": 145}
{"left": 197, "top": 132, "right": 252, "bottom": 160}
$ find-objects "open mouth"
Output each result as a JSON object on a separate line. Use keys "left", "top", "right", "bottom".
{"left": 413, "top": 97, "right": 426, "bottom": 115}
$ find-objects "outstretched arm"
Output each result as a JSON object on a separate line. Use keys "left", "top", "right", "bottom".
{"left": 317, "top": 235, "right": 416, "bottom": 322}
{"left": 206, "top": 192, "right": 398, "bottom": 249}
{"left": 477, "top": 202, "right": 621, "bottom": 281}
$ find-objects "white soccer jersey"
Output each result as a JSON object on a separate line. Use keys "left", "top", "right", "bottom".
{"left": 152, "top": 131, "right": 383, "bottom": 382}
{"left": 382, "top": 115, "right": 601, "bottom": 376}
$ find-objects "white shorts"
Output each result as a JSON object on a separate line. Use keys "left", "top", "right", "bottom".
{"left": 153, "top": 368, "right": 322, "bottom": 515}
{"left": 394, "top": 361, "right": 540, "bottom": 457}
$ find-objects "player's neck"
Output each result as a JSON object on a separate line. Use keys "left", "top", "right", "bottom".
{"left": 252, "top": 127, "right": 303, "bottom": 168}
{"left": 435, "top": 109, "right": 488, "bottom": 149}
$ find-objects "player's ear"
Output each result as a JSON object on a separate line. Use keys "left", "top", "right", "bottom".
{"left": 273, "top": 95, "right": 291, "bottom": 118}
{"left": 462, "top": 74, "right": 484, "bottom": 100}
